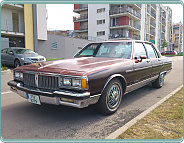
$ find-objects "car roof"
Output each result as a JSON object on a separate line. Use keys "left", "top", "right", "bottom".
{"left": 88, "top": 40, "right": 153, "bottom": 44}
{"left": 9, "top": 47, "right": 26, "bottom": 50}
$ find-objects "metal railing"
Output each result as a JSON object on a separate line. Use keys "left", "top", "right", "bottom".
{"left": 73, "top": 14, "right": 88, "bottom": 22}
{"left": 109, "top": 33, "right": 140, "bottom": 40}
{"left": 161, "top": 34, "right": 165, "bottom": 39}
{"left": 1, "top": 18, "right": 25, "bottom": 33}
{"left": 162, "top": 21, "right": 166, "bottom": 25}
{"left": 150, "top": 21, "right": 156, "bottom": 27}
{"left": 79, "top": 25, "right": 88, "bottom": 31}
{"left": 110, "top": 21, "right": 141, "bottom": 30}
{"left": 79, "top": 4, "right": 88, "bottom": 9}
{"left": 162, "top": 13, "right": 166, "bottom": 18}
{"left": 151, "top": 12, "right": 156, "bottom": 19}
{"left": 109, "top": 7, "right": 141, "bottom": 19}
{"left": 150, "top": 30, "right": 155, "bottom": 36}
{"left": 151, "top": 4, "right": 156, "bottom": 10}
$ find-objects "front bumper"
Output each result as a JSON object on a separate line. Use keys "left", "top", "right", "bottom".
{"left": 8, "top": 80, "right": 100, "bottom": 108}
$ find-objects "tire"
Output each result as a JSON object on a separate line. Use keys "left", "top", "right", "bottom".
{"left": 152, "top": 73, "right": 165, "bottom": 88}
{"left": 96, "top": 78, "right": 123, "bottom": 115}
{"left": 14, "top": 59, "right": 21, "bottom": 68}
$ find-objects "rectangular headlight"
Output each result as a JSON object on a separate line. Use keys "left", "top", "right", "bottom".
{"left": 63, "top": 78, "right": 72, "bottom": 86}
{"left": 72, "top": 79, "right": 81, "bottom": 87}
{"left": 14, "top": 72, "right": 23, "bottom": 81}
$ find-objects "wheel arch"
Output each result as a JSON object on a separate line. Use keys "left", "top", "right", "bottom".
{"left": 101, "top": 74, "right": 127, "bottom": 95}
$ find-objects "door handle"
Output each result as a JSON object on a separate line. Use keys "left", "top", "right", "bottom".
{"left": 158, "top": 59, "right": 161, "bottom": 61}
{"left": 146, "top": 60, "right": 150, "bottom": 63}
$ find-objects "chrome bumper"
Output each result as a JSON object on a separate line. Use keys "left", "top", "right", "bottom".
{"left": 8, "top": 80, "right": 100, "bottom": 108}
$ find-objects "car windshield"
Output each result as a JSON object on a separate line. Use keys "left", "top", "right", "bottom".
{"left": 74, "top": 42, "right": 132, "bottom": 59}
{"left": 13, "top": 49, "right": 35, "bottom": 54}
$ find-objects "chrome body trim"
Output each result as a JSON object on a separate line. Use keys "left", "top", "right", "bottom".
{"left": 101, "top": 74, "right": 127, "bottom": 95}
{"left": 125, "top": 75, "right": 159, "bottom": 94}
{"left": 9, "top": 80, "right": 100, "bottom": 108}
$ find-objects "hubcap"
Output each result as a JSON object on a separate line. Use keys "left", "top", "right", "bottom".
{"left": 160, "top": 73, "right": 164, "bottom": 86}
{"left": 107, "top": 84, "right": 121, "bottom": 109}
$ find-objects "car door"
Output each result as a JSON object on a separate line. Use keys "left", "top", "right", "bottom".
{"left": 1, "top": 48, "right": 8, "bottom": 65}
{"left": 143, "top": 43, "right": 162, "bottom": 78}
{"left": 132, "top": 42, "right": 152, "bottom": 90}
{"left": 6, "top": 48, "right": 15, "bottom": 66}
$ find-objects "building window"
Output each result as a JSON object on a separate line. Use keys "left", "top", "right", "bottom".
{"left": 97, "top": 19, "right": 105, "bottom": 25}
{"left": 97, "top": 31, "right": 105, "bottom": 36}
{"left": 51, "top": 42, "right": 58, "bottom": 49}
{"left": 97, "top": 8, "right": 105, "bottom": 13}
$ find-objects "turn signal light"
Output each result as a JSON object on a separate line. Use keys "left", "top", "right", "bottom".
{"left": 81, "top": 79, "right": 87, "bottom": 89}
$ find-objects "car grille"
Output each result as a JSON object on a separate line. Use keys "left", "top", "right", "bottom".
{"left": 23, "top": 73, "right": 59, "bottom": 90}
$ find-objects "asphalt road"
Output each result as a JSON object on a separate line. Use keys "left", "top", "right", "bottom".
{"left": 1, "top": 56, "right": 183, "bottom": 139}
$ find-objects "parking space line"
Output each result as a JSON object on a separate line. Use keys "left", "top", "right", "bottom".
{"left": 1, "top": 91, "right": 12, "bottom": 95}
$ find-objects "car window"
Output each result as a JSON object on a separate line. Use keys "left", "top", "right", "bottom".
{"left": 75, "top": 42, "right": 132, "bottom": 59}
{"left": 144, "top": 43, "right": 157, "bottom": 59}
{"left": 1, "top": 49, "right": 7, "bottom": 54}
{"left": 7, "top": 49, "right": 13, "bottom": 54}
{"left": 151, "top": 44, "right": 160, "bottom": 58}
{"left": 13, "top": 49, "right": 35, "bottom": 54}
{"left": 134, "top": 42, "right": 147, "bottom": 60}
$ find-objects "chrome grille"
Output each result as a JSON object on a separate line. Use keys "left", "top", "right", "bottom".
{"left": 38, "top": 75, "right": 59, "bottom": 90}
{"left": 23, "top": 73, "right": 36, "bottom": 87}
{"left": 23, "top": 73, "right": 59, "bottom": 90}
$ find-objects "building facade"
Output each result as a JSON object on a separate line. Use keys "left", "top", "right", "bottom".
{"left": 171, "top": 22, "right": 183, "bottom": 53}
{"left": 1, "top": 4, "right": 47, "bottom": 52}
{"left": 73, "top": 4, "right": 172, "bottom": 51}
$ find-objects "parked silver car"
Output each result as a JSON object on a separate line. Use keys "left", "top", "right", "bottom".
{"left": 1, "top": 47, "right": 46, "bottom": 68}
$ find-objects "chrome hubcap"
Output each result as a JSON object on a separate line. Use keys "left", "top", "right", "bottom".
{"left": 107, "top": 84, "right": 121, "bottom": 109}
{"left": 160, "top": 73, "right": 164, "bottom": 86}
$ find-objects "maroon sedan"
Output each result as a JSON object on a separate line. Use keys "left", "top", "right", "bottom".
{"left": 161, "top": 51, "right": 177, "bottom": 55}
{"left": 8, "top": 40, "right": 172, "bottom": 115}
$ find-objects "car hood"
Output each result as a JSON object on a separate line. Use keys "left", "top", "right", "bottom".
{"left": 15, "top": 57, "right": 129, "bottom": 76}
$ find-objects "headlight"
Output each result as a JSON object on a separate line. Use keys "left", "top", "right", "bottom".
{"left": 59, "top": 76, "right": 88, "bottom": 89}
{"left": 14, "top": 72, "right": 23, "bottom": 81}
{"left": 72, "top": 79, "right": 81, "bottom": 87}
{"left": 63, "top": 78, "right": 72, "bottom": 86}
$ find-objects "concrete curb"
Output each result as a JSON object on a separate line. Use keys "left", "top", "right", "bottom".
{"left": 105, "top": 85, "right": 183, "bottom": 139}
{"left": 1, "top": 69, "right": 12, "bottom": 73}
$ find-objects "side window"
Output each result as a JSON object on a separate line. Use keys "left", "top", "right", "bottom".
{"left": 7, "top": 49, "right": 13, "bottom": 54}
{"left": 144, "top": 43, "right": 157, "bottom": 58}
{"left": 151, "top": 44, "right": 160, "bottom": 58}
{"left": 134, "top": 42, "right": 147, "bottom": 60}
{"left": 1, "top": 49, "right": 7, "bottom": 54}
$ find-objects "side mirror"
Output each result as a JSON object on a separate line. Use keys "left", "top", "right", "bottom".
{"left": 8, "top": 51, "right": 14, "bottom": 55}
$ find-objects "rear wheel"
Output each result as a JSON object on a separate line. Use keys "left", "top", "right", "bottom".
{"left": 96, "top": 78, "right": 123, "bottom": 115}
{"left": 14, "top": 59, "right": 21, "bottom": 68}
{"left": 152, "top": 73, "right": 165, "bottom": 88}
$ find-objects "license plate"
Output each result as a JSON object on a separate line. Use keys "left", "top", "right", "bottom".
{"left": 26, "top": 93, "right": 41, "bottom": 105}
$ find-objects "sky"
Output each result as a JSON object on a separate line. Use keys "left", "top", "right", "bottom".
{"left": 46, "top": 4, "right": 183, "bottom": 31}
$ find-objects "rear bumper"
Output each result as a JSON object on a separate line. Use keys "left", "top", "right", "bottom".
{"left": 8, "top": 80, "right": 100, "bottom": 108}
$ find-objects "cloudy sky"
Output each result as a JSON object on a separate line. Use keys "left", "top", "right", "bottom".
{"left": 46, "top": 4, "right": 183, "bottom": 30}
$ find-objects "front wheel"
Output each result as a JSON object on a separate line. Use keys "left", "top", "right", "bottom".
{"left": 14, "top": 59, "right": 21, "bottom": 68}
{"left": 152, "top": 73, "right": 165, "bottom": 88}
{"left": 96, "top": 78, "right": 123, "bottom": 115}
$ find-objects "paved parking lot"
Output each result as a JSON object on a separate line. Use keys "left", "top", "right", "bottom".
{"left": 1, "top": 56, "right": 183, "bottom": 139}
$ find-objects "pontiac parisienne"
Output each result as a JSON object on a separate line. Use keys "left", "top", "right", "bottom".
{"left": 8, "top": 40, "right": 172, "bottom": 115}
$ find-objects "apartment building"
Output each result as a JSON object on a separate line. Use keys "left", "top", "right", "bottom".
{"left": 1, "top": 4, "right": 47, "bottom": 52}
{"left": 73, "top": 4, "right": 172, "bottom": 51}
{"left": 171, "top": 22, "right": 183, "bottom": 53}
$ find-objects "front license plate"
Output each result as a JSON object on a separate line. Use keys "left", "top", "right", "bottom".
{"left": 26, "top": 93, "right": 41, "bottom": 105}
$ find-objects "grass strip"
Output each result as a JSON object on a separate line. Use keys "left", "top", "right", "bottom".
{"left": 117, "top": 88, "right": 183, "bottom": 139}
{"left": 46, "top": 58, "right": 64, "bottom": 61}
{"left": 1, "top": 64, "right": 8, "bottom": 71}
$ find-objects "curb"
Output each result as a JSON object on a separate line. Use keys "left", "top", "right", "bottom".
{"left": 105, "top": 85, "right": 183, "bottom": 139}
{"left": 1, "top": 69, "right": 12, "bottom": 73}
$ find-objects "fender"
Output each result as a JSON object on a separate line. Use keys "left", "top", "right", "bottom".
{"left": 101, "top": 74, "right": 127, "bottom": 95}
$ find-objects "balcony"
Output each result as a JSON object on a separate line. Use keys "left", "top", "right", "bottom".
{"left": 162, "top": 21, "right": 166, "bottom": 26}
{"left": 109, "top": 7, "right": 141, "bottom": 19}
{"left": 151, "top": 4, "right": 156, "bottom": 10}
{"left": 75, "top": 25, "right": 88, "bottom": 33}
{"left": 150, "top": 30, "right": 155, "bottom": 36}
{"left": 151, "top": 12, "right": 156, "bottom": 19}
{"left": 147, "top": 9, "right": 150, "bottom": 14}
{"left": 1, "top": 18, "right": 25, "bottom": 36}
{"left": 109, "top": 33, "right": 140, "bottom": 40}
{"left": 161, "top": 34, "right": 165, "bottom": 39}
{"left": 110, "top": 21, "right": 141, "bottom": 31}
{"left": 162, "top": 13, "right": 166, "bottom": 19}
{"left": 150, "top": 21, "right": 156, "bottom": 27}
{"left": 135, "top": 4, "right": 141, "bottom": 8}
{"left": 73, "top": 4, "right": 88, "bottom": 13}
{"left": 73, "top": 14, "right": 88, "bottom": 22}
